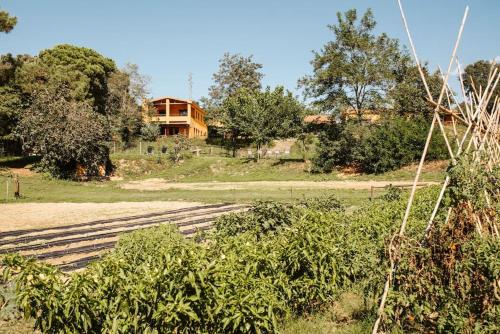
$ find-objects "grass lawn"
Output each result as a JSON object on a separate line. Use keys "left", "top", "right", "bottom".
{"left": 0, "top": 154, "right": 445, "bottom": 206}
{"left": 112, "top": 153, "right": 445, "bottom": 182}
{"left": 0, "top": 173, "right": 387, "bottom": 207}
{"left": 0, "top": 149, "right": 447, "bottom": 207}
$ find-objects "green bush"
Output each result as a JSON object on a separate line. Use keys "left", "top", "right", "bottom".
{"left": 312, "top": 116, "right": 448, "bottom": 174}
{"left": 140, "top": 123, "right": 160, "bottom": 142}
{"left": 213, "top": 201, "right": 295, "bottom": 239}
{"left": 296, "top": 194, "right": 344, "bottom": 212}
{"left": 214, "top": 196, "right": 344, "bottom": 239}
{"left": 311, "top": 122, "right": 362, "bottom": 173}
{"left": 356, "top": 116, "right": 447, "bottom": 174}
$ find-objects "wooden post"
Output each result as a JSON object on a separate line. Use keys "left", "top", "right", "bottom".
{"left": 165, "top": 98, "right": 170, "bottom": 124}
{"left": 370, "top": 186, "right": 374, "bottom": 201}
{"left": 5, "top": 179, "right": 9, "bottom": 202}
{"left": 139, "top": 141, "right": 142, "bottom": 155}
{"left": 14, "top": 174, "right": 20, "bottom": 199}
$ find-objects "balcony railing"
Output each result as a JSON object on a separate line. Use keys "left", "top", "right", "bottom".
{"left": 151, "top": 115, "right": 189, "bottom": 124}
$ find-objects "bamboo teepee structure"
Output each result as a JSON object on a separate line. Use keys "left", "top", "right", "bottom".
{"left": 372, "top": 1, "right": 500, "bottom": 332}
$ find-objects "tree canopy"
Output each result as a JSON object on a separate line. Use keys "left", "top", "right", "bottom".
{"left": 0, "top": 54, "right": 30, "bottom": 149}
{"left": 220, "top": 86, "right": 304, "bottom": 156}
{"left": 462, "top": 60, "right": 500, "bottom": 111}
{"left": 0, "top": 43, "right": 150, "bottom": 167}
{"left": 0, "top": 9, "right": 17, "bottom": 33}
{"left": 299, "top": 8, "right": 408, "bottom": 121}
{"left": 106, "top": 63, "right": 150, "bottom": 145}
{"left": 390, "top": 63, "right": 447, "bottom": 118}
{"left": 203, "top": 53, "right": 263, "bottom": 122}
{"left": 16, "top": 44, "right": 117, "bottom": 114}
{"left": 16, "top": 88, "right": 111, "bottom": 178}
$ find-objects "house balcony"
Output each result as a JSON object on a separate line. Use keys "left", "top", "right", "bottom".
{"left": 150, "top": 115, "right": 190, "bottom": 124}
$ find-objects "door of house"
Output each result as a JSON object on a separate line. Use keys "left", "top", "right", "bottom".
{"left": 169, "top": 127, "right": 179, "bottom": 136}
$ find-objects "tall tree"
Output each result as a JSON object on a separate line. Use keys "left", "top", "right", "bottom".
{"left": 0, "top": 9, "right": 17, "bottom": 33}
{"left": 16, "top": 44, "right": 116, "bottom": 114}
{"left": 299, "top": 9, "right": 406, "bottom": 121}
{"left": 390, "top": 62, "right": 447, "bottom": 118}
{"left": 16, "top": 87, "right": 111, "bottom": 178}
{"left": 220, "top": 86, "right": 303, "bottom": 157}
{"left": 202, "top": 52, "right": 263, "bottom": 122}
{"left": 0, "top": 54, "right": 30, "bottom": 152}
{"left": 106, "top": 63, "right": 150, "bottom": 146}
{"left": 462, "top": 60, "right": 500, "bottom": 111}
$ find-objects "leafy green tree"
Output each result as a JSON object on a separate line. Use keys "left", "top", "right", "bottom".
{"left": 16, "top": 44, "right": 116, "bottom": 114}
{"left": 299, "top": 9, "right": 407, "bottom": 121}
{"left": 220, "top": 87, "right": 303, "bottom": 157}
{"left": 15, "top": 87, "right": 111, "bottom": 178}
{"left": 250, "top": 86, "right": 304, "bottom": 151}
{"left": 462, "top": 60, "right": 500, "bottom": 111}
{"left": 0, "top": 9, "right": 17, "bottom": 33}
{"left": 0, "top": 86, "right": 23, "bottom": 142}
{"left": 390, "top": 63, "right": 447, "bottom": 118}
{"left": 106, "top": 63, "right": 150, "bottom": 146}
{"left": 202, "top": 52, "right": 263, "bottom": 122}
{"left": 311, "top": 122, "right": 363, "bottom": 172}
{"left": 0, "top": 54, "right": 30, "bottom": 152}
{"left": 219, "top": 89, "right": 253, "bottom": 156}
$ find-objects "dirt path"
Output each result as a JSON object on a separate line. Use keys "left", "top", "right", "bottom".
{"left": 120, "top": 179, "right": 437, "bottom": 191}
{"left": 0, "top": 201, "right": 204, "bottom": 231}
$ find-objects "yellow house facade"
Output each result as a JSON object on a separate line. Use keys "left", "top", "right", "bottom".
{"left": 143, "top": 96, "right": 208, "bottom": 139}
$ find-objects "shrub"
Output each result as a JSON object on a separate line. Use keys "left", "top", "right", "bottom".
{"left": 312, "top": 116, "right": 448, "bottom": 174}
{"left": 214, "top": 196, "right": 343, "bottom": 239}
{"left": 311, "top": 122, "right": 362, "bottom": 173}
{"left": 213, "top": 201, "right": 295, "bottom": 239}
{"left": 297, "top": 194, "right": 344, "bottom": 212}
{"left": 355, "top": 116, "right": 447, "bottom": 174}
{"left": 140, "top": 123, "right": 160, "bottom": 142}
{"left": 167, "top": 135, "right": 190, "bottom": 163}
{"left": 383, "top": 157, "right": 500, "bottom": 333}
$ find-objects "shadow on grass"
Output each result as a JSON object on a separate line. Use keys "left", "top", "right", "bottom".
{"left": 271, "top": 158, "right": 305, "bottom": 166}
{"left": 0, "top": 156, "right": 40, "bottom": 169}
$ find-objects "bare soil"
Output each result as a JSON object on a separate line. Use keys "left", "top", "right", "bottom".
{"left": 0, "top": 201, "right": 203, "bottom": 231}
{"left": 120, "top": 179, "right": 436, "bottom": 192}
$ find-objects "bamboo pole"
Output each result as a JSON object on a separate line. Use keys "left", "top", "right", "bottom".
{"left": 372, "top": 3, "right": 469, "bottom": 333}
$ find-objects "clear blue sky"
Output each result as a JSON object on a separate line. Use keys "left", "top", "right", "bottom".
{"left": 1, "top": 0, "right": 499, "bottom": 101}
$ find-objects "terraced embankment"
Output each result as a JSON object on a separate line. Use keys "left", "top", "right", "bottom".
{"left": 0, "top": 203, "right": 246, "bottom": 271}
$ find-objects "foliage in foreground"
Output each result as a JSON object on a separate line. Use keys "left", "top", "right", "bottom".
{"left": 1, "top": 191, "right": 439, "bottom": 333}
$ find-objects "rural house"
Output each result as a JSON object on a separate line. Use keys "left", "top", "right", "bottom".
{"left": 143, "top": 96, "right": 208, "bottom": 139}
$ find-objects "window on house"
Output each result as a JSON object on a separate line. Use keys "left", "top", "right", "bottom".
{"left": 179, "top": 109, "right": 188, "bottom": 116}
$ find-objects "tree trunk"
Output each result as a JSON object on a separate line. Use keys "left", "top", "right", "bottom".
{"left": 231, "top": 135, "right": 236, "bottom": 158}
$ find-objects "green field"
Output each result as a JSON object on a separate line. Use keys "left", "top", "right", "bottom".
{"left": 0, "top": 154, "right": 446, "bottom": 206}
